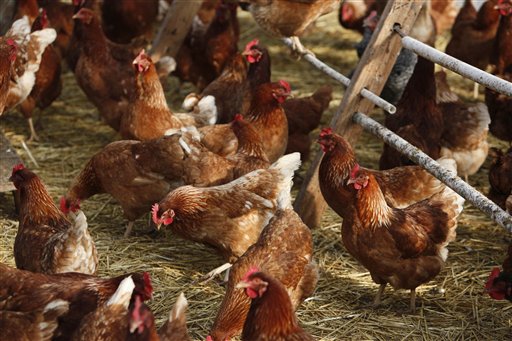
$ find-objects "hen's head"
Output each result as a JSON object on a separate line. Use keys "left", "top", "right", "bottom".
{"left": 6, "top": 38, "right": 17, "bottom": 62}
{"left": 133, "top": 49, "right": 152, "bottom": 74}
{"left": 363, "top": 10, "right": 379, "bottom": 31}
{"left": 317, "top": 127, "right": 336, "bottom": 153}
{"left": 129, "top": 296, "right": 155, "bottom": 335}
{"left": 346, "top": 164, "right": 369, "bottom": 190}
{"left": 72, "top": 8, "right": 94, "bottom": 24}
{"left": 59, "top": 196, "right": 80, "bottom": 214}
{"left": 484, "top": 267, "right": 512, "bottom": 300}
{"left": 496, "top": 0, "right": 512, "bottom": 16}
{"left": 9, "top": 164, "right": 30, "bottom": 189}
{"left": 132, "top": 272, "right": 154, "bottom": 301}
{"left": 151, "top": 203, "right": 175, "bottom": 230}
{"left": 271, "top": 80, "right": 291, "bottom": 103}
{"left": 236, "top": 266, "right": 268, "bottom": 299}
{"left": 242, "top": 39, "right": 263, "bottom": 64}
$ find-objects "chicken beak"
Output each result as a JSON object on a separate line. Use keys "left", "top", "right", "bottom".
{"left": 346, "top": 178, "right": 356, "bottom": 186}
{"left": 235, "top": 281, "right": 250, "bottom": 289}
{"left": 241, "top": 50, "right": 250, "bottom": 56}
{"left": 129, "top": 320, "right": 140, "bottom": 334}
{"left": 155, "top": 223, "right": 162, "bottom": 230}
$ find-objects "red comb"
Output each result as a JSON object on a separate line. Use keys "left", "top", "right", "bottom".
{"left": 60, "top": 197, "right": 69, "bottom": 214}
{"left": 206, "top": 336, "right": 213, "bottom": 341}
{"left": 11, "top": 164, "right": 25, "bottom": 176}
{"left": 278, "top": 80, "right": 291, "bottom": 92}
{"left": 6, "top": 38, "right": 16, "bottom": 46}
{"left": 244, "top": 39, "right": 259, "bottom": 52}
{"left": 350, "top": 163, "right": 360, "bottom": 179}
{"left": 319, "top": 127, "right": 333, "bottom": 137}
{"left": 151, "top": 203, "right": 160, "bottom": 224}
{"left": 242, "top": 266, "right": 260, "bottom": 282}
{"left": 233, "top": 114, "right": 244, "bottom": 122}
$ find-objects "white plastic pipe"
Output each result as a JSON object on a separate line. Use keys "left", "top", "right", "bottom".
{"left": 395, "top": 27, "right": 512, "bottom": 97}
{"left": 352, "top": 111, "right": 512, "bottom": 232}
{"left": 281, "top": 38, "right": 397, "bottom": 114}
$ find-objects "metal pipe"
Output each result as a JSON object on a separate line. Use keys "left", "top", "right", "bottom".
{"left": 352, "top": 111, "right": 512, "bottom": 232}
{"left": 394, "top": 26, "right": 512, "bottom": 97}
{"left": 281, "top": 37, "right": 397, "bottom": 114}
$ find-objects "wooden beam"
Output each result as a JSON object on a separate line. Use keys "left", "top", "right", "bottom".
{"left": 149, "top": 0, "right": 203, "bottom": 61}
{"left": 294, "top": 0, "right": 424, "bottom": 228}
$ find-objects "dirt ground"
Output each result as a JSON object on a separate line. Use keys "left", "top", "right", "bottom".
{"left": 0, "top": 10, "right": 511, "bottom": 341}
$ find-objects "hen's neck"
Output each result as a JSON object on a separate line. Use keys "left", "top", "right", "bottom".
{"left": 246, "top": 91, "right": 282, "bottom": 127}
{"left": 248, "top": 52, "right": 271, "bottom": 90}
{"left": 356, "top": 178, "right": 393, "bottom": 228}
{"left": 19, "top": 177, "right": 67, "bottom": 226}
{"left": 495, "top": 14, "right": 512, "bottom": 73}
{"left": 164, "top": 187, "right": 208, "bottom": 219}
{"left": 475, "top": 0, "right": 500, "bottom": 29}
{"left": 79, "top": 20, "right": 109, "bottom": 58}
{"left": 235, "top": 127, "right": 267, "bottom": 160}
{"left": 136, "top": 66, "right": 168, "bottom": 109}
{"left": 242, "top": 278, "right": 301, "bottom": 339}
{"left": 319, "top": 146, "right": 357, "bottom": 188}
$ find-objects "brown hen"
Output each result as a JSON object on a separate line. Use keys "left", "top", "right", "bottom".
{"left": 343, "top": 165, "right": 464, "bottom": 312}
{"left": 152, "top": 152, "right": 300, "bottom": 263}
{"left": 0, "top": 263, "right": 153, "bottom": 341}
{"left": 209, "top": 209, "right": 317, "bottom": 341}
{"left": 72, "top": 7, "right": 136, "bottom": 131}
{"left": 485, "top": 0, "right": 512, "bottom": 143}
{"left": 62, "top": 133, "right": 187, "bottom": 237}
{"left": 199, "top": 80, "right": 290, "bottom": 162}
{"left": 487, "top": 147, "right": 512, "bottom": 210}
{"left": 19, "top": 9, "right": 62, "bottom": 142}
{"left": 239, "top": 0, "right": 339, "bottom": 55}
{"left": 445, "top": 0, "right": 501, "bottom": 71}
{"left": 0, "top": 299, "right": 69, "bottom": 341}
{"left": 318, "top": 128, "right": 456, "bottom": 220}
{"left": 10, "top": 164, "right": 97, "bottom": 275}
{"left": 101, "top": 0, "right": 158, "bottom": 44}
{"left": 238, "top": 270, "right": 314, "bottom": 341}
{"left": 283, "top": 85, "right": 333, "bottom": 161}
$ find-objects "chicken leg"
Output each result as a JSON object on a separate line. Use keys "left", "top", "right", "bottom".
{"left": 373, "top": 283, "right": 387, "bottom": 306}
{"left": 124, "top": 221, "right": 134, "bottom": 238}
{"left": 290, "top": 36, "right": 315, "bottom": 58}
{"left": 27, "top": 117, "right": 40, "bottom": 143}
{"left": 410, "top": 289, "right": 416, "bottom": 313}
{"left": 473, "top": 82, "right": 479, "bottom": 99}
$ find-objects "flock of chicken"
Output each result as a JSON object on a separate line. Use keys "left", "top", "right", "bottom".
{"left": 0, "top": 0, "right": 511, "bottom": 340}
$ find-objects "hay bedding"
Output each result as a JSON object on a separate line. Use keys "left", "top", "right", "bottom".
{"left": 0, "top": 11, "right": 511, "bottom": 340}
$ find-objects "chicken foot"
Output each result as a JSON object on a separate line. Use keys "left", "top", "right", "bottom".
{"left": 410, "top": 289, "right": 416, "bottom": 313}
{"left": 373, "top": 283, "right": 387, "bottom": 307}
{"left": 289, "top": 36, "right": 315, "bottom": 58}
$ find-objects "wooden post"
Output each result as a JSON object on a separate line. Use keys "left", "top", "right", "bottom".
{"left": 294, "top": 0, "right": 424, "bottom": 228}
{"left": 149, "top": 0, "right": 203, "bottom": 62}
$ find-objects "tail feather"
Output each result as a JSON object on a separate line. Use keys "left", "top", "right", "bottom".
{"left": 432, "top": 185, "right": 465, "bottom": 261}
{"left": 40, "top": 299, "right": 69, "bottom": 340}
{"left": 195, "top": 95, "right": 217, "bottom": 125}
{"left": 59, "top": 209, "right": 98, "bottom": 275}
{"left": 270, "top": 152, "right": 301, "bottom": 209}
{"left": 107, "top": 276, "right": 135, "bottom": 309}
{"left": 169, "top": 292, "right": 188, "bottom": 322}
